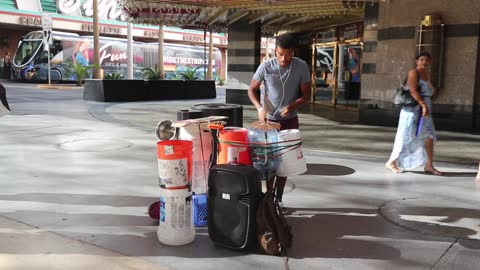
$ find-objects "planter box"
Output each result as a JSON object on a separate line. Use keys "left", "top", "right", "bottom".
{"left": 147, "top": 80, "right": 216, "bottom": 100}
{"left": 84, "top": 79, "right": 216, "bottom": 102}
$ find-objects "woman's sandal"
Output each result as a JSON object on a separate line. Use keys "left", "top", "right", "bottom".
{"left": 424, "top": 168, "right": 443, "bottom": 176}
{"left": 386, "top": 162, "right": 403, "bottom": 173}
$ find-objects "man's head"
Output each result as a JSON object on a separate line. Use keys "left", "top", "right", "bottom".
{"left": 275, "top": 34, "right": 295, "bottom": 68}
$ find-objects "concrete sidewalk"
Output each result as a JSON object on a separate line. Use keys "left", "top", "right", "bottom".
{"left": 0, "top": 82, "right": 479, "bottom": 270}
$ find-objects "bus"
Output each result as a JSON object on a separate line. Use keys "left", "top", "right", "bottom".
{"left": 12, "top": 30, "right": 222, "bottom": 82}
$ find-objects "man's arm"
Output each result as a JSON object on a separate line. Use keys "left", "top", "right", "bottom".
{"left": 297, "top": 80, "right": 312, "bottom": 107}
{"left": 248, "top": 79, "right": 262, "bottom": 110}
{"left": 280, "top": 80, "right": 312, "bottom": 117}
{"left": 248, "top": 79, "right": 266, "bottom": 121}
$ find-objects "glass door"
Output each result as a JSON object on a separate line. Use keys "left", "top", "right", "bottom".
{"left": 313, "top": 43, "right": 337, "bottom": 106}
{"left": 338, "top": 42, "right": 362, "bottom": 109}
{"left": 313, "top": 42, "right": 362, "bottom": 110}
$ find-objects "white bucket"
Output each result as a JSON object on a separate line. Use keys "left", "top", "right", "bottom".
{"left": 276, "top": 129, "right": 307, "bottom": 177}
{"left": 157, "top": 157, "right": 190, "bottom": 188}
{"left": 157, "top": 187, "right": 195, "bottom": 245}
{"left": 177, "top": 122, "right": 212, "bottom": 194}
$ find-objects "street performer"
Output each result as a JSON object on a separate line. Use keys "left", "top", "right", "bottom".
{"left": 247, "top": 33, "right": 311, "bottom": 209}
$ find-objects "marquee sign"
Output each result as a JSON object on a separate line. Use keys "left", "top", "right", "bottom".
{"left": 118, "top": 0, "right": 201, "bottom": 25}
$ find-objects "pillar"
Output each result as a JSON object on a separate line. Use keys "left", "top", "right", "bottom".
{"left": 158, "top": 24, "right": 164, "bottom": 75}
{"left": 225, "top": 20, "right": 261, "bottom": 104}
{"left": 127, "top": 23, "right": 133, "bottom": 79}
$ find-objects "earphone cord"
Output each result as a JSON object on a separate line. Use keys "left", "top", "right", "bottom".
{"left": 272, "top": 59, "right": 292, "bottom": 117}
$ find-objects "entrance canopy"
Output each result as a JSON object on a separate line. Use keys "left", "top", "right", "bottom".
{"left": 119, "top": 0, "right": 386, "bottom": 35}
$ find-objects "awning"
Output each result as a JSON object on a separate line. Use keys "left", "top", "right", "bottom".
{"left": 119, "top": 0, "right": 387, "bottom": 35}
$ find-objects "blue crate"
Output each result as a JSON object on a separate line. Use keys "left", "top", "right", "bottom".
{"left": 193, "top": 193, "right": 208, "bottom": 227}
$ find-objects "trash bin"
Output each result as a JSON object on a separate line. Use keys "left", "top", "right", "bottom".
{"left": 191, "top": 103, "right": 243, "bottom": 127}
{"left": 177, "top": 109, "right": 204, "bottom": 121}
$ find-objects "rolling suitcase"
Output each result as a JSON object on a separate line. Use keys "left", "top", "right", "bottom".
{"left": 207, "top": 164, "right": 262, "bottom": 250}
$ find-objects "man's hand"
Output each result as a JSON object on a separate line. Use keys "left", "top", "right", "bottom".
{"left": 257, "top": 107, "right": 266, "bottom": 122}
{"left": 280, "top": 105, "right": 292, "bottom": 118}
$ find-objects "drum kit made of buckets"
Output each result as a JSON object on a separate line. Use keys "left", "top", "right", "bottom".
{"left": 153, "top": 115, "right": 306, "bottom": 246}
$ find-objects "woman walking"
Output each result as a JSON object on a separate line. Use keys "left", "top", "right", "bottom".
{"left": 386, "top": 51, "right": 443, "bottom": 175}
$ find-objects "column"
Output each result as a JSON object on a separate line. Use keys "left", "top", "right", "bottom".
{"left": 225, "top": 20, "right": 261, "bottom": 104}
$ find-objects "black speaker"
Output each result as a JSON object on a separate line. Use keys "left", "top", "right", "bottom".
{"left": 207, "top": 164, "right": 262, "bottom": 250}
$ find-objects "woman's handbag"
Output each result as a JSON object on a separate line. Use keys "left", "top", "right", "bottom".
{"left": 393, "top": 85, "right": 418, "bottom": 107}
{"left": 393, "top": 70, "right": 420, "bottom": 107}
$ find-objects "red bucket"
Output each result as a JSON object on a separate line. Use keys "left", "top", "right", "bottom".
{"left": 218, "top": 127, "right": 251, "bottom": 165}
{"left": 157, "top": 140, "right": 193, "bottom": 189}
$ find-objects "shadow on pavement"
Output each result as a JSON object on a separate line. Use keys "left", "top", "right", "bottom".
{"left": 380, "top": 202, "right": 480, "bottom": 242}
{"left": 409, "top": 171, "right": 478, "bottom": 177}
{"left": 286, "top": 207, "right": 402, "bottom": 259}
{"left": 305, "top": 163, "right": 355, "bottom": 176}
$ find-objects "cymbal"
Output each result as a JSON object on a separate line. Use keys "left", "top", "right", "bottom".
{"left": 249, "top": 120, "right": 280, "bottom": 131}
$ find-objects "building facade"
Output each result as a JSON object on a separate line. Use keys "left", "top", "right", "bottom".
{"left": 224, "top": 1, "right": 479, "bottom": 133}
{"left": 360, "top": 0, "right": 480, "bottom": 133}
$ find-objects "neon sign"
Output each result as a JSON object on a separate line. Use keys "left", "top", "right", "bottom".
{"left": 57, "top": 0, "right": 125, "bottom": 21}
{"left": 99, "top": 42, "right": 127, "bottom": 64}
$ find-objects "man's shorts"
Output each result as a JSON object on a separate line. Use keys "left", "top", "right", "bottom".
{"left": 268, "top": 116, "right": 299, "bottom": 131}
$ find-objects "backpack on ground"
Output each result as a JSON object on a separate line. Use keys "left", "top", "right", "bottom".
{"left": 256, "top": 190, "right": 293, "bottom": 255}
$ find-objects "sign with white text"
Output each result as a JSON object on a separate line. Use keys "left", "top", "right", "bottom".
{"left": 42, "top": 13, "right": 52, "bottom": 30}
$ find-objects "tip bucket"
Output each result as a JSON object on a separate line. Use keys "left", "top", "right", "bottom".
{"left": 157, "top": 140, "right": 193, "bottom": 189}
{"left": 218, "top": 127, "right": 251, "bottom": 165}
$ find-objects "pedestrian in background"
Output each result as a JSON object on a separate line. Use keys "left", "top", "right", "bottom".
{"left": 386, "top": 51, "right": 443, "bottom": 175}
{"left": 3, "top": 52, "right": 12, "bottom": 80}
{"left": 248, "top": 34, "right": 311, "bottom": 208}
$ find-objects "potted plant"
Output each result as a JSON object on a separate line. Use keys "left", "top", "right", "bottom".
{"left": 179, "top": 66, "right": 199, "bottom": 81}
{"left": 142, "top": 65, "right": 166, "bottom": 80}
{"left": 169, "top": 73, "right": 183, "bottom": 80}
{"left": 216, "top": 76, "right": 225, "bottom": 86}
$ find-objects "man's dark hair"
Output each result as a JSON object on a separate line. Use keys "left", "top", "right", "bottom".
{"left": 275, "top": 34, "right": 296, "bottom": 49}
{"left": 416, "top": 51, "right": 432, "bottom": 60}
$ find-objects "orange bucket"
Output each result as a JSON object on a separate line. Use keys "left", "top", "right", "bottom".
{"left": 157, "top": 140, "right": 193, "bottom": 189}
{"left": 217, "top": 127, "right": 251, "bottom": 165}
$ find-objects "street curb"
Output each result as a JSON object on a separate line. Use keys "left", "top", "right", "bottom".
{"left": 36, "top": 84, "right": 80, "bottom": 90}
